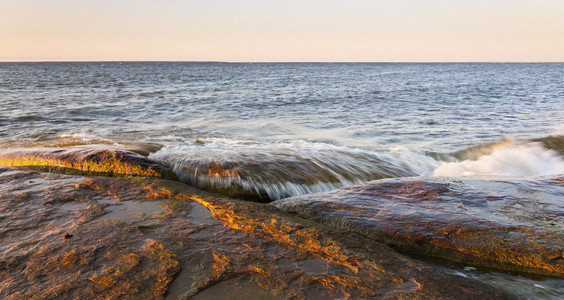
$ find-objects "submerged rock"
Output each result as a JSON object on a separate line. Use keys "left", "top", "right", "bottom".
{"left": 0, "top": 167, "right": 512, "bottom": 299}
{"left": 150, "top": 144, "right": 419, "bottom": 201}
{"left": 0, "top": 145, "right": 177, "bottom": 180}
{"left": 274, "top": 176, "right": 564, "bottom": 278}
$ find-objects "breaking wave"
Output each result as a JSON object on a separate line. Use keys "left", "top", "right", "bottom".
{"left": 150, "top": 136, "right": 564, "bottom": 200}
{"left": 435, "top": 139, "right": 564, "bottom": 177}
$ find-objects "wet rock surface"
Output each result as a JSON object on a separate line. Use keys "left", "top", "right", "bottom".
{"left": 0, "top": 145, "right": 177, "bottom": 180}
{"left": 150, "top": 143, "right": 417, "bottom": 201}
{"left": 274, "top": 176, "right": 564, "bottom": 278}
{"left": 0, "top": 167, "right": 513, "bottom": 299}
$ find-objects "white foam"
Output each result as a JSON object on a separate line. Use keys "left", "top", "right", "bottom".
{"left": 389, "top": 146, "right": 440, "bottom": 175}
{"left": 57, "top": 132, "right": 100, "bottom": 139}
{"left": 434, "top": 142, "right": 564, "bottom": 177}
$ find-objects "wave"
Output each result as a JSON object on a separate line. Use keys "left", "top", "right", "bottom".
{"left": 436, "top": 137, "right": 564, "bottom": 177}
{"left": 149, "top": 139, "right": 438, "bottom": 201}
{"left": 450, "top": 137, "right": 516, "bottom": 161}
{"left": 149, "top": 136, "right": 564, "bottom": 201}
{"left": 5, "top": 134, "right": 560, "bottom": 201}
{"left": 533, "top": 135, "right": 564, "bottom": 157}
{"left": 451, "top": 135, "right": 564, "bottom": 160}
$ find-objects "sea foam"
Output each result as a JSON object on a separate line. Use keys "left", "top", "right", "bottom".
{"left": 434, "top": 142, "right": 564, "bottom": 177}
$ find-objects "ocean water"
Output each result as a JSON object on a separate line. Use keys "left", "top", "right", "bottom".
{"left": 1, "top": 62, "right": 562, "bottom": 146}
{"left": 1, "top": 62, "right": 563, "bottom": 199}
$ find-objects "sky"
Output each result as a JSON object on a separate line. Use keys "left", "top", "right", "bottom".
{"left": 1, "top": 0, "right": 563, "bottom": 62}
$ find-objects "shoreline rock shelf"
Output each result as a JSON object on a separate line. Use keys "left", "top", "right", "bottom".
{"left": 0, "top": 167, "right": 513, "bottom": 299}
{"left": 274, "top": 176, "right": 564, "bottom": 279}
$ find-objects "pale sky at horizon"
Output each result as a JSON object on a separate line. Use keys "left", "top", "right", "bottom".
{"left": 1, "top": 0, "right": 563, "bottom": 62}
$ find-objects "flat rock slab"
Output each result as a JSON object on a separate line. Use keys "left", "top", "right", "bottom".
{"left": 274, "top": 176, "right": 564, "bottom": 278}
{"left": 0, "top": 145, "right": 177, "bottom": 180}
{"left": 0, "top": 167, "right": 512, "bottom": 299}
{"left": 0, "top": 168, "right": 180, "bottom": 299}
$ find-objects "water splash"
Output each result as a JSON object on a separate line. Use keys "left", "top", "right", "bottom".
{"left": 435, "top": 141, "right": 564, "bottom": 177}
{"left": 150, "top": 139, "right": 438, "bottom": 200}
{"left": 149, "top": 137, "right": 564, "bottom": 200}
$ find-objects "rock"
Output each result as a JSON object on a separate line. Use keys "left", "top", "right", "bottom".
{"left": 0, "top": 146, "right": 178, "bottom": 180}
{"left": 0, "top": 167, "right": 513, "bottom": 299}
{"left": 274, "top": 176, "right": 564, "bottom": 278}
{"left": 0, "top": 168, "right": 180, "bottom": 299}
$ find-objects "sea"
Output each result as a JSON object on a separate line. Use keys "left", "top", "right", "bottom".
{"left": 1, "top": 62, "right": 563, "bottom": 297}
{"left": 1, "top": 62, "right": 563, "bottom": 198}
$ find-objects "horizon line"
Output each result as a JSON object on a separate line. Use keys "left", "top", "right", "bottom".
{"left": 1, "top": 60, "right": 563, "bottom": 64}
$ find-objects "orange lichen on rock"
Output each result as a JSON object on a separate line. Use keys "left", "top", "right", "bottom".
{"left": 89, "top": 253, "right": 140, "bottom": 288}
{"left": 138, "top": 182, "right": 400, "bottom": 297}
{"left": 187, "top": 195, "right": 364, "bottom": 274}
{"left": 143, "top": 184, "right": 175, "bottom": 199}
{"left": 138, "top": 182, "right": 393, "bottom": 294}
{"left": 142, "top": 239, "right": 181, "bottom": 296}
{"left": 207, "top": 163, "right": 243, "bottom": 177}
{"left": 212, "top": 252, "right": 230, "bottom": 278}
{"left": 73, "top": 181, "right": 105, "bottom": 191}
{"left": 0, "top": 147, "right": 177, "bottom": 180}
{"left": 248, "top": 265, "right": 266, "bottom": 274}
{"left": 0, "top": 153, "right": 156, "bottom": 177}
{"left": 317, "top": 274, "right": 366, "bottom": 297}
{"left": 84, "top": 239, "right": 180, "bottom": 298}
{"left": 60, "top": 251, "right": 87, "bottom": 268}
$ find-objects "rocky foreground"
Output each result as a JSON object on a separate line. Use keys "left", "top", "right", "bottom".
{"left": 0, "top": 145, "right": 562, "bottom": 298}
{"left": 0, "top": 166, "right": 516, "bottom": 299}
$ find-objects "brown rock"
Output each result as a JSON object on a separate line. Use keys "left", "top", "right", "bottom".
{"left": 274, "top": 176, "right": 564, "bottom": 278}
{"left": 0, "top": 168, "right": 180, "bottom": 299}
{"left": 151, "top": 149, "right": 415, "bottom": 201}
